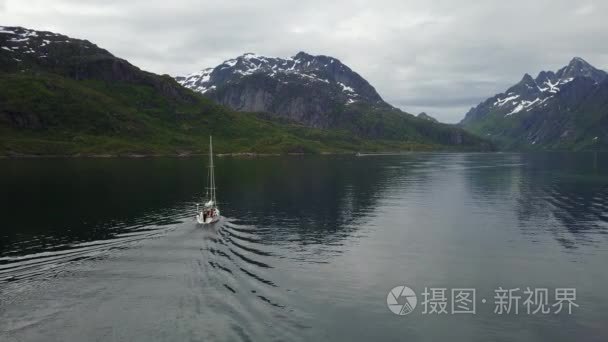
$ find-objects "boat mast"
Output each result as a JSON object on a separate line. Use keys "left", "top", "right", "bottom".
{"left": 208, "top": 136, "right": 216, "bottom": 205}
{"left": 205, "top": 149, "right": 210, "bottom": 200}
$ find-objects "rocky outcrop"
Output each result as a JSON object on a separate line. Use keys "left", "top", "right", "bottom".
{"left": 417, "top": 112, "right": 438, "bottom": 123}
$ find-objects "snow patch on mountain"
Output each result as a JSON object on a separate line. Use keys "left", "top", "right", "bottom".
{"left": 494, "top": 94, "right": 520, "bottom": 106}
{"left": 538, "top": 77, "right": 573, "bottom": 93}
{"left": 0, "top": 25, "right": 95, "bottom": 62}
{"left": 487, "top": 58, "right": 606, "bottom": 117}
{"left": 176, "top": 52, "right": 375, "bottom": 105}
{"left": 506, "top": 98, "right": 542, "bottom": 116}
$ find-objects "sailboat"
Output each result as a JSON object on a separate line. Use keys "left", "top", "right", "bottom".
{"left": 196, "top": 136, "right": 221, "bottom": 225}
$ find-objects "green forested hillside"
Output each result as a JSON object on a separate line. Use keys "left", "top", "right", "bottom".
{"left": 0, "top": 26, "right": 491, "bottom": 156}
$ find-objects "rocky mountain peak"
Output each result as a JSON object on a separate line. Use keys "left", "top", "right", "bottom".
{"left": 504, "top": 73, "right": 539, "bottom": 98}
{"left": 556, "top": 57, "right": 606, "bottom": 83}
{"left": 293, "top": 51, "right": 313, "bottom": 60}
{"left": 417, "top": 112, "right": 438, "bottom": 123}
{"left": 175, "top": 51, "right": 390, "bottom": 127}
{"left": 177, "top": 51, "right": 384, "bottom": 100}
{"left": 0, "top": 25, "right": 108, "bottom": 67}
{"left": 569, "top": 56, "right": 590, "bottom": 66}
{"left": 521, "top": 73, "right": 535, "bottom": 84}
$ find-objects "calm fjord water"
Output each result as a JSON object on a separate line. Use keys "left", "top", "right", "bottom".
{"left": 1, "top": 153, "right": 607, "bottom": 341}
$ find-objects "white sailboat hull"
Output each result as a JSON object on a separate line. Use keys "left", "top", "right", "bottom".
{"left": 196, "top": 209, "right": 220, "bottom": 225}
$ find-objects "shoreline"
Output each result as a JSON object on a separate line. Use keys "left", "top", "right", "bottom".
{"left": 0, "top": 148, "right": 506, "bottom": 160}
{"left": 0, "top": 150, "right": 469, "bottom": 160}
{"left": 0, "top": 151, "right": 357, "bottom": 159}
{"left": 2, "top": 151, "right": 600, "bottom": 160}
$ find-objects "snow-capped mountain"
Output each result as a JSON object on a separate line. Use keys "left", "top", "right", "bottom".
{"left": 460, "top": 57, "right": 608, "bottom": 150}
{"left": 174, "top": 51, "right": 488, "bottom": 146}
{"left": 0, "top": 25, "right": 196, "bottom": 102}
{"left": 1, "top": 26, "right": 68, "bottom": 59}
{"left": 0, "top": 25, "right": 107, "bottom": 70}
{"left": 462, "top": 57, "right": 606, "bottom": 123}
{"left": 176, "top": 52, "right": 391, "bottom": 127}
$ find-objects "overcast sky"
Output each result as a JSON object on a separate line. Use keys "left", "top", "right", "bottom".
{"left": 2, "top": 0, "right": 607, "bottom": 122}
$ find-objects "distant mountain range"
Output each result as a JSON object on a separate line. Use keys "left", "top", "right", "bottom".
{"left": 176, "top": 52, "right": 487, "bottom": 147}
{"left": 0, "top": 26, "right": 490, "bottom": 155}
{"left": 460, "top": 57, "right": 608, "bottom": 150}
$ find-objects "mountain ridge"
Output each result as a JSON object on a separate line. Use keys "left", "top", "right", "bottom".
{"left": 176, "top": 51, "right": 392, "bottom": 128}
{"left": 0, "top": 25, "right": 492, "bottom": 155}
{"left": 176, "top": 51, "right": 490, "bottom": 148}
{"left": 176, "top": 51, "right": 387, "bottom": 104}
{"left": 460, "top": 57, "right": 608, "bottom": 150}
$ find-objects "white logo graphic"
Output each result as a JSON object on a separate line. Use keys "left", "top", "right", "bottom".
{"left": 387, "top": 286, "right": 417, "bottom": 315}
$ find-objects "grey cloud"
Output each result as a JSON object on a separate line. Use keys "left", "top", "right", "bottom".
{"left": 2, "top": 0, "right": 607, "bottom": 123}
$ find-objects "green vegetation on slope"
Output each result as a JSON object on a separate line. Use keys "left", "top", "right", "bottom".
{"left": 463, "top": 104, "right": 608, "bottom": 151}
{"left": 332, "top": 103, "right": 488, "bottom": 147}
{"left": 0, "top": 26, "right": 492, "bottom": 156}
{"left": 0, "top": 71, "right": 479, "bottom": 156}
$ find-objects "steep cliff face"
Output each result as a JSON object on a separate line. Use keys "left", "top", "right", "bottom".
{"left": 176, "top": 52, "right": 391, "bottom": 128}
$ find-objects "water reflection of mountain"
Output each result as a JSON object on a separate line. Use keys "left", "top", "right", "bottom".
{"left": 458, "top": 153, "right": 524, "bottom": 202}
{"left": 0, "top": 158, "right": 204, "bottom": 256}
{"left": 462, "top": 153, "right": 608, "bottom": 249}
{"left": 0, "top": 156, "right": 405, "bottom": 257}
{"left": 517, "top": 153, "right": 608, "bottom": 249}
{"left": 5, "top": 153, "right": 605, "bottom": 258}
{"left": 216, "top": 156, "right": 405, "bottom": 246}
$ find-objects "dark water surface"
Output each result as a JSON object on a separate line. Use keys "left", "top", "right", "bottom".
{"left": 1, "top": 153, "right": 607, "bottom": 341}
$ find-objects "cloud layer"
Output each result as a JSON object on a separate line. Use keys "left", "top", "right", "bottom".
{"left": 2, "top": 0, "right": 607, "bottom": 122}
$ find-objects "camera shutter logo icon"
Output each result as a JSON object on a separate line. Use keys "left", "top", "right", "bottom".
{"left": 387, "top": 286, "right": 417, "bottom": 315}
